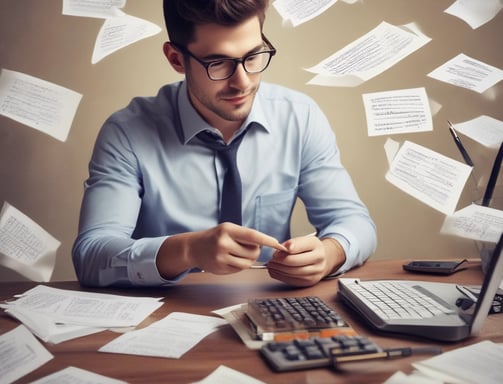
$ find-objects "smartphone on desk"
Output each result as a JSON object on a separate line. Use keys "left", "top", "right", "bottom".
{"left": 403, "top": 259, "right": 468, "bottom": 275}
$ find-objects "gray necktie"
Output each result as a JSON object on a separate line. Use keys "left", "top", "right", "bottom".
{"left": 197, "top": 131, "right": 246, "bottom": 224}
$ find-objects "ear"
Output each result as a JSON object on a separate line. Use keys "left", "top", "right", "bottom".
{"left": 163, "top": 42, "right": 185, "bottom": 74}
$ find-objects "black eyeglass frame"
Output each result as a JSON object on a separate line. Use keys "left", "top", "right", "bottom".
{"left": 171, "top": 35, "right": 277, "bottom": 81}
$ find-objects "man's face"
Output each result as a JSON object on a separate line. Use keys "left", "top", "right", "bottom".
{"left": 184, "top": 17, "right": 264, "bottom": 131}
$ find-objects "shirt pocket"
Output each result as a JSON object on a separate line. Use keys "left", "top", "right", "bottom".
{"left": 254, "top": 187, "right": 298, "bottom": 251}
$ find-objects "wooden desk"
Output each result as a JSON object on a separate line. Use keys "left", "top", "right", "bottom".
{"left": 1, "top": 259, "right": 502, "bottom": 384}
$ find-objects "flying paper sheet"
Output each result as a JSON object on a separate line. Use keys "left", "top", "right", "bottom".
{"left": 445, "top": 0, "right": 503, "bottom": 29}
{"left": 451, "top": 116, "right": 503, "bottom": 149}
{"left": 0, "top": 201, "right": 60, "bottom": 282}
{"left": 428, "top": 53, "right": 503, "bottom": 94}
{"left": 62, "top": 0, "right": 126, "bottom": 19}
{"left": 306, "top": 21, "right": 431, "bottom": 87}
{"left": 363, "top": 87, "right": 433, "bottom": 136}
{"left": 0, "top": 69, "right": 82, "bottom": 142}
{"left": 92, "top": 12, "right": 162, "bottom": 64}
{"left": 441, "top": 204, "right": 503, "bottom": 243}
{"left": 385, "top": 141, "right": 472, "bottom": 215}
{"left": 273, "top": 0, "right": 337, "bottom": 27}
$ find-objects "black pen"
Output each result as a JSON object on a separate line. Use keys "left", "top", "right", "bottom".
{"left": 482, "top": 140, "right": 503, "bottom": 207}
{"left": 448, "top": 120, "right": 474, "bottom": 167}
{"left": 332, "top": 346, "right": 442, "bottom": 364}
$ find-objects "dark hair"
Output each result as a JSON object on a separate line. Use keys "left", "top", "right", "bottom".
{"left": 163, "top": 0, "right": 269, "bottom": 46}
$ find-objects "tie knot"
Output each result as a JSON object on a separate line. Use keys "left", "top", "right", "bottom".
{"left": 197, "top": 130, "right": 245, "bottom": 154}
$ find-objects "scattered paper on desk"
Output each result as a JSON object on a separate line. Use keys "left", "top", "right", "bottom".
{"left": 445, "top": 0, "right": 502, "bottom": 29}
{"left": 384, "top": 370, "right": 443, "bottom": 384}
{"left": 0, "top": 285, "right": 163, "bottom": 344}
{"left": 2, "top": 284, "right": 163, "bottom": 327}
{"left": 272, "top": 0, "right": 336, "bottom": 27}
{"left": 0, "top": 325, "right": 54, "bottom": 384}
{"left": 363, "top": 87, "right": 433, "bottom": 136}
{"left": 306, "top": 21, "right": 431, "bottom": 87}
{"left": 62, "top": 0, "right": 125, "bottom": 19}
{"left": 412, "top": 340, "right": 503, "bottom": 384}
{"left": 0, "top": 201, "right": 59, "bottom": 282}
{"left": 451, "top": 116, "right": 503, "bottom": 149}
{"left": 30, "top": 366, "right": 128, "bottom": 384}
{"left": 441, "top": 204, "right": 503, "bottom": 243}
{"left": 428, "top": 53, "right": 503, "bottom": 94}
{"left": 0, "top": 69, "right": 82, "bottom": 141}
{"left": 99, "top": 312, "right": 227, "bottom": 358}
{"left": 192, "top": 365, "right": 266, "bottom": 384}
{"left": 92, "top": 12, "right": 161, "bottom": 64}
{"left": 385, "top": 141, "right": 472, "bottom": 215}
{"left": 5, "top": 306, "right": 105, "bottom": 344}
{"left": 213, "top": 304, "right": 265, "bottom": 350}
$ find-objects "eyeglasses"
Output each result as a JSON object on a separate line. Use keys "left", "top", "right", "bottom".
{"left": 171, "top": 35, "right": 276, "bottom": 81}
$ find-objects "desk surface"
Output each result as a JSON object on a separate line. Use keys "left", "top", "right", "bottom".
{"left": 1, "top": 259, "right": 502, "bottom": 384}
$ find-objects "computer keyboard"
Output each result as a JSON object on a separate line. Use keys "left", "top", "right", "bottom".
{"left": 343, "top": 280, "right": 456, "bottom": 320}
{"left": 245, "top": 296, "right": 354, "bottom": 341}
{"left": 260, "top": 334, "right": 382, "bottom": 372}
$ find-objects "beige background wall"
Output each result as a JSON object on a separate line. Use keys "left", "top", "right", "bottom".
{"left": 1, "top": 0, "right": 502, "bottom": 282}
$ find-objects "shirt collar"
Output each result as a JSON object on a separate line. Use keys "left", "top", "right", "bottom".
{"left": 177, "top": 81, "right": 270, "bottom": 145}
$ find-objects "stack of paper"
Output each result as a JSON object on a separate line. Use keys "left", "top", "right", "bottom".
{"left": 0, "top": 285, "right": 164, "bottom": 344}
{"left": 384, "top": 340, "right": 503, "bottom": 384}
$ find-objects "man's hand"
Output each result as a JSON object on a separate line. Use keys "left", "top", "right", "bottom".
{"left": 267, "top": 235, "right": 346, "bottom": 287}
{"left": 157, "top": 223, "right": 286, "bottom": 278}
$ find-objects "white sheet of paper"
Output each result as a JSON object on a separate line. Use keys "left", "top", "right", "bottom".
{"left": 192, "top": 365, "right": 266, "bottom": 384}
{"left": 385, "top": 141, "right": 472, "bottom": 215}
{"left": 5, "top": 306, "right": 106, "bottom": 344}
{"left": 440, "top": 204, "right": 503, "bottom": 243}
{"left": 363, "top": 87, "right": 433, "bottom": 136}
{"left": 384, "top": 138, "right": 401, "bottom": 168}
{"left": 1, "top": 284, "right": 163, "bottom": 328}
{"left": 31, "top": 366, "right": 127, "bottom": 384}
{"left": 92, "top": 12, "right": 161, "bottom": 64}
{"left": 0, "top": 325, "right": 54, "bottom": 384}
{"left": 30, "top": 366, "right": 128, "bottom": 384}
{"left": 413, "top": 341, "right": 503, "bottom": 384}
{"left": 0, "top": 69, "right": 82, "bottom": 141}
{"left": 451, "top": 115, "right": 503, "bottom": 149}
{"left": 212, "top": 304, "right": 265, "bottom": 350}
{"left": 383, "top": 370, "right": 443, "bottom": 384}
{"left": 0, "top": 201, "right": 59, "bottom": 282}
{"left": 445, "top": 0, "right": 503, "bottom": 29}
{"left": 428, "top": 53, "right": 503, "bottom": 94}
{"left": 99, "top": 312, "right": 227, "bottom": 359}
{"left": 306, "top": 21, "right": 431, "bottom": 87}
{"left": 272, "top": 0, "right": 337, "bottom": 27}
{"left": 62, "top": 0, "right": 126, "bottom": 19}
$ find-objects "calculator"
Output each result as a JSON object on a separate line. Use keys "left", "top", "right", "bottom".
{"left": 260, "top": 334, "right": 383, "bottom": 372}
{"left": 245, "top": 296, "right": 355, "bottom": 342}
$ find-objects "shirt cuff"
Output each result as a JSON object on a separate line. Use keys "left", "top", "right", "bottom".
{"left": 322, "top": 233, "right": 352, "bottom": 279}
{"left": 127, "top": 237, "right": 190, "bottom": 286}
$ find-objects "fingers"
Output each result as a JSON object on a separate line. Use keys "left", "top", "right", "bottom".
{"left": 267, "top": 265, "right": 322, "bottom": 287}
{"left": 270, "top": 234, "right": 320, "bottom": 266}
{"left": 237, "top": 230, "right": 288, "bottom": 252}
{"left": 267, "top": 235, "right": 327, "bottom": 286}
{"left": 199, "top": 223, "right": 287, "bottom": 274}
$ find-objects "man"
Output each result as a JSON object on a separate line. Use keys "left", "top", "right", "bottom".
{"left": 72, "top": 0, "right": 377, "bottom": 288}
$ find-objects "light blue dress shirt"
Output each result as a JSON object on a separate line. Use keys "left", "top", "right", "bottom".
{"left": 72, "top": 81, "right": 377, "bottom": 287}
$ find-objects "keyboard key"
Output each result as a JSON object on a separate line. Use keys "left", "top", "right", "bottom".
{"left": 343, "top": 280, "right": 455, "bottom": 320}
{"left": 260, "top": 334, "right": 382, "bottom": 372}
{"left": 246, "top": 296, "right": 355, "bottom": 341}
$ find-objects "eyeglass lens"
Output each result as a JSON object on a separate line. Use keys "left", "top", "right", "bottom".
{"left": 207, "top": 51, "right": 272, "bottom": 80}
